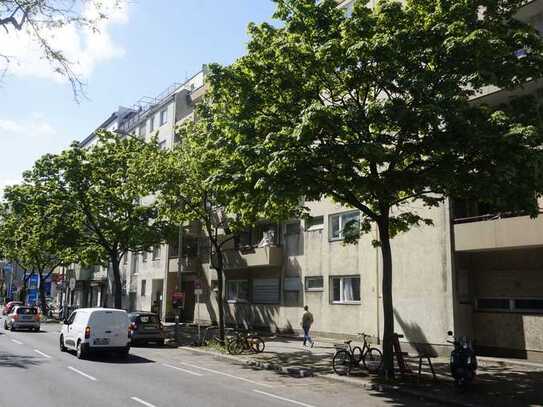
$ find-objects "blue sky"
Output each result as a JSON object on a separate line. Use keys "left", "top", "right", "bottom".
{"left": 0, "top": 0, "right": 276, "bottom": 190}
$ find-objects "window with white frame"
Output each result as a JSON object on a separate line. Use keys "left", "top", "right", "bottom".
{"left": 139, "top": 123, "right": 146, "bottom": 137}
{"left": 329, "top": 211, "right": 360, "bottom": 240}
{"left": 226, "top": 280, "right": 249, "bottom": 303}
{"left": 331, "top": 276, "right": 361, "bottom": 303}
{"left": 160, "top": 108, "right": 168, "bottom": 126}
{"left": 253, "top": 278, "right": 280, "bottom": 304}
{"left": 152, "top": 245, "right": 161, "bottom": 260}
{"left": 305, "top": 276, "right": 324, "bottom": 291}
{"left": 149, "top": 116, "right": 155, "bottom": 132}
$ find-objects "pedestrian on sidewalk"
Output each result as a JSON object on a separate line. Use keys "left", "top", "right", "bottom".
{"left": 301, "top": 305, "right": 314, "bottom": 348}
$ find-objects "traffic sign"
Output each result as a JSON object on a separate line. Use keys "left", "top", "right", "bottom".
{"left": 69, "top": 278, "right": 76, "bottom": 290}
{"left": 194, "top": 288, "right": 203, "bottom": 296}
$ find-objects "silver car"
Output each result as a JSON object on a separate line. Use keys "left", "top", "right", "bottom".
{"left": 4, "top": 306, "right": 40, "bottom": 331}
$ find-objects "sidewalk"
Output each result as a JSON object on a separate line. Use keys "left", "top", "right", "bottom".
{"left": 171, "top": 327, "right": 543, "bottom": 407}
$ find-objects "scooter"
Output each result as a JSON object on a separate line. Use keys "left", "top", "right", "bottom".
{"left": 447, "top": 330, "right": 477, "bottom": 389}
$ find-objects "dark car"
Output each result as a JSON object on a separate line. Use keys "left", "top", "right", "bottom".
{"left": 2, "top": 301, "right": 23, "bottom": 316}
{"left": 128, "top": 312, "right": 165, "bottom": 346}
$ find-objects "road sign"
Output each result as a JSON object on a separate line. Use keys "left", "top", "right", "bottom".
{"left": 69, "top": 278, "right": 76, "bottom": 290}
{"left": 194, "top": 288, "right": 203, "bottom": 296}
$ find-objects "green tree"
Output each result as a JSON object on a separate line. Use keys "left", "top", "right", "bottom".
{"left": 0, "top": 180, "right": 80, "bottom": 314}
{"left": 199, "top": 0, "right": 543, "bottom": 377}
{"left": 32, "top": 131, "right": 168, "bottom": 309}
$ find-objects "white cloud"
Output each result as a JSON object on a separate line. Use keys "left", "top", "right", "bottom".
{"left": 0, "top": 0, "right": 130, "bottom": 82}
{"left": 0, "top": 114, "right": 58, "bottom": 139}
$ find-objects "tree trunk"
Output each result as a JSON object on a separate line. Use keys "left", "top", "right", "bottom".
{"left": 38, "top": 273, "right": 48, "bottom": 315}
{"left": 111, "top": 257, "right": 123, "bottom": 309}
{"left": 378, "top": 216, "right": 395, "bottom": 380}
{"left": 215, "top": 244, "right": 226, "bottom": 342}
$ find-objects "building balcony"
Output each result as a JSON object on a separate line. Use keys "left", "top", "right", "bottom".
{"left": 454, "top": 214, "right": 543, "bottom": 252}
{"left": 470, "top": 78, "right": 543, "bottom": 106}
{"left": 219, "top": 246, "right": 283, "bottom": 270}
{"left": 515, "top": 0, "right": 543, "bottom": 23}
{"left": 168, "top": 256, "right": 201, "bottom": 274}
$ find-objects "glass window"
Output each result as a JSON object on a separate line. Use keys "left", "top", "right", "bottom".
{"left": 141, "top": 280, "right": 146, "bottom": 296}
{"left": 476, "top": 298, "right": 510, "bottom": 311}
{"left": 305, "top": 276, "right": 324, "bottom": 291}
{"left": 306, "top": 216, "right": 324, "bottom": 231}
{"left": 160, "top": 108, "right": 168, "bottom": 126}
{"left": 513, "top": 299, "right": 543, "bottom": 312}
{"left": 286, "top": 222, "right": 300, "bottom": 236}
{"left": 329, "top": 211, "right": 360, "bottom": 240}
{"left": 17, "top": 307, "right": 38, "bottom": 314}
{"left": 331, "top": 276, "right": 361, "bottom": 303}
{"left": 142, "top": 250, "right": 148, "bottom": 262}
{"left": 227, "top": 280, "right": 249, "bottom": 303}
{"left": 139, "top": 315, "right": 159, "bottom": 325}
{"left": 149, "top": 116, "right": 155, "bottom": 132}
{"left": 139, "top": 123, "right": 146, "bottom": 137}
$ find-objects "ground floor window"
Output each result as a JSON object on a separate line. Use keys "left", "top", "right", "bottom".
{"left": 141, "top": 280, "right": 146, "bottom": 296}
{"left": 331, "top": 276, "right": 360, "bottom": 304}
{"left": 226, "top": 280, "right": 249, "bottom": 303}
{"left": 476, "top": 297, "right": 543, "bottom": 313}
{"left": 305, "top": 276, "right": 324, "bottom": 291}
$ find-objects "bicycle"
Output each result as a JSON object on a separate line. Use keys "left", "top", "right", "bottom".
{"left": 227, "top": 330, "right": 265, "bottom": 355}
{"left": 332, "top": 333, "right": 383, "bottom": 375}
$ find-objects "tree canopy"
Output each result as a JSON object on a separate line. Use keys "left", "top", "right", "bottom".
{"left": 198, "top": 0, "right": 543, "bottom": 376}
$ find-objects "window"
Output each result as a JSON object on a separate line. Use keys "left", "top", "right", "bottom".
{"left": 514, "top": 299, "right": 543, "bottom": 312}
{"left": 226, "top": 280, "right": 249, "bottom": 303}
{"left": 123, "top": 251, "right": 128, "bottom": 265}
{"left": 160, "top": 108, "right": 168, "bottom": 126}
{"left": 476, "top": 298, "right": 510, "bottom": 311}
{"left": 141, "top": 280, "right": 146, "bottom": 296}
{"left": 306, "top": 216, "right": 324, "bottom": 231}
{"left": 139, "top": 123, "right": 146, "bottom": 137}
{"left": 329, "top": 211, "right": 360, "bottom": 240}
{"left": 305, "top": 276, "right": 324, "bottom": 291}
{"left": 476, "top": 298, "right": 543, "bottom": 313}
{"left": 331, "top": 276, "right": 361, "bottom": 304}
{"left": 66, "top": 311, "right": 77, "bottom": 324}
{"left": 253, "top": 278, "right": 280, "bottom": 304}
{"left": 152, "top": 245, "right": 161, "bottom": 260}
{"left": 142, "top": 251, "right": 148, "bottom": 262}
{"left": 149, "top": 116, "right": 155, "bottom": 132}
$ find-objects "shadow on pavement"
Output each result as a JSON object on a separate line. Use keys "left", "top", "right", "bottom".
{"left": 0, "top": 352, "right": 46, "bottom": 369}
{"left": 81, "top": 353, "right": 156, "bottom": 364}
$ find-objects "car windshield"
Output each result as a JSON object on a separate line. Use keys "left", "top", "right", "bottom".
{"left": 139, "top": 315, "right": 159, "bottom": 325}
{"left": 17, "top": 307, "right": 38, "bottom": 314}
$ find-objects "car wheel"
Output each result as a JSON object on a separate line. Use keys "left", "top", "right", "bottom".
{"left": 10, "top": 324, "right": 15, "bottom": 332}
{"left": 76, "top": 341, "right": 87, "bottom": 360}
{"left": 60, "top": 335, "right": 67, "bottom": 352}
{"left": 3, "top": 321, "right": 7, "bottom": 330}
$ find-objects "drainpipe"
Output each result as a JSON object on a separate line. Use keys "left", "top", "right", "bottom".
{"left": 375, "top": 223, "right": 381, "bottom": 345}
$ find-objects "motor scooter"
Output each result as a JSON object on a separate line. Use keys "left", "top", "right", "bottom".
{"left": 447, "top": 330, "right": 477, "bottom": 389}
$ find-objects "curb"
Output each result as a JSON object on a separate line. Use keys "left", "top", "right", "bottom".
{"left": 178, "top": 345, "right": 483, "bottom": 406}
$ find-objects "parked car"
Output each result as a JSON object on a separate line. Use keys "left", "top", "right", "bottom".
{"left": 2, "top": 301, "right": 23, "bottom": 316}
{"left": 128, "top": 312, "right": 165, "bottom": 346}
{"left": 4, "top": 306, "right": 40, "bottom": 331}
{"left": 59, "top": 308, "right": 130, "bottom": 359}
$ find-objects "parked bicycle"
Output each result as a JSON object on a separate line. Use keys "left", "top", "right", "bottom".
{"left": 332, "top": 333, "right": 383, "bottom": 375}
{"left": 227, "top": 330, "right": 265, "bottom": 355}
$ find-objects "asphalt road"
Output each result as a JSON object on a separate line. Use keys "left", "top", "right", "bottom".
{"left": 0, "top": 319, "right": 437, "bottom": 407}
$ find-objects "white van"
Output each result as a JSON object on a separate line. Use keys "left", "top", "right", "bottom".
{"left": 59, "top": 308, "right": 130, "bottom": 359}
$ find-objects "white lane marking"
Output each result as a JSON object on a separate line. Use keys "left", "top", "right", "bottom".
{"left": 10, "top": 339, "right": 23, "bottom": 345}
{"left": 253, "top": 390, "right": 317, "bottom": 407}
{"left": 130, "top": 397, "right": 157, "bottom": 407}
{"left": 178, "top": 361, "right": 273, "bottom": 387}
{"left": 67, "top": 366, "right": 97, "bottom": 381}
{"left": 34, "top": 349, "right": 52, "bottom": 359}
{"left": 162, "top": 363, "right": 204, "bottom": 377}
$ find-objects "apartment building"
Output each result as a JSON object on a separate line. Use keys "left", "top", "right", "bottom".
{"left": 69, "top": 0, "right": 543, "bottom": 362}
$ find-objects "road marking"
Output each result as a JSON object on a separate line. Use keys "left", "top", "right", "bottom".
{"left": 253, "top": 390, "right": 317, "bottom": 407}
{"left": 130, "top": 397, "right": 157, "bottom": 407}
{"left": 162, "top": 363, "right": 204, "bottom": 377}
{"left": 178, "top": 362, "right": 273, "bottom": 387}
{"left": 67, "top": 366, "right": 97, "bottom": 381}
{"left": 34, "top": 349, "right": 52, "bottom": 359}
{"left": 10, "top": 339, "right": 23, "bottom": 345}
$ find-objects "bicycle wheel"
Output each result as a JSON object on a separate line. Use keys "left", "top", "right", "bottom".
{"left": 333, "top": 350, "right": 353, "bottom": 376}
{"left": 248, "top": 336, "right": 265, "bottom": 353}
{"left": 228, "top": 338, "right": 243, "bottom": 355}
{"left": 351, "top": 346, "right": 363, "bottom": 364}
{"left": 362, "top": 347, "right": 383, "bottom": 374}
